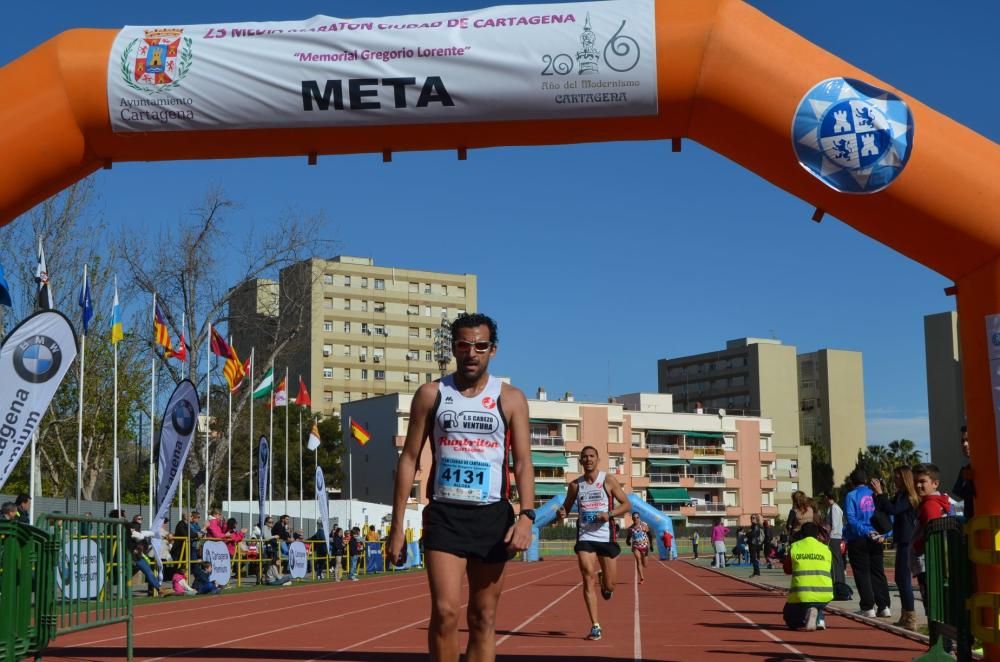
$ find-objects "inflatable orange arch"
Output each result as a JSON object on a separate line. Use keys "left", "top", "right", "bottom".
{"left": 2, "top": 0, "right": 1000, "bottom": 647}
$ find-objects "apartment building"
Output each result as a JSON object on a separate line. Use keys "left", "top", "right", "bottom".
{"left": 230, "top": 255, "right": 477, "bottom": 415}
{"left": 924, "top": 311, "right": 966, "bottom": 485}
{"left": 342, "top": 391, "right": 781, "bottom": 529}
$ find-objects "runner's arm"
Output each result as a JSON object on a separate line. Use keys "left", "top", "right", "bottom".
{"left": 558, "top": 481, "right": 579, "bottom": 519}
{"left": 605, "top": 474, "right": 632, "bottom": 519}
{"left": 389, "top": 382, "right": 437, "bottom": 534}
{"left": 505, "top": 385, "right": 535, "bottom": 514}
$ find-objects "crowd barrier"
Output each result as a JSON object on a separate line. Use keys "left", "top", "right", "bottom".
{"left": 915, "top": 517, "right": 972, "bottom": 662}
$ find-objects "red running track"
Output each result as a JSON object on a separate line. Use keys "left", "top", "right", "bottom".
{"left": 42, "top": 558, "right": 927, "bottom": 661}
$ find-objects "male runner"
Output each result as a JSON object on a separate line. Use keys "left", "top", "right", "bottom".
{"left": 557, "top": 446, "right": 631, "bottom": 641}
{"left": 388, "top": 313, "right": 534, "bottom": 662}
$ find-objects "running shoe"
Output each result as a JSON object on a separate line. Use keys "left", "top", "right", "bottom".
{"left": 877, "top": 607, "right": 892, "bottom": 618}
{"left": 858, "top": 608, "right": 876, "bottom": 618}
{"left": 805, "top": 607, "right": 818, "bottom": 632}
{"left": 586, "top": 624, "right": 602, "bottom": 641}
{"left": 601, "top": 587, "right": 613, "bottom": 601}
{"left": 816, "top": 615, "right": 827, "bottom": 630}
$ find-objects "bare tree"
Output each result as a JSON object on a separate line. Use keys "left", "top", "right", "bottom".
{"left": 119, "top": 188, "right": 332, "bottom": 511}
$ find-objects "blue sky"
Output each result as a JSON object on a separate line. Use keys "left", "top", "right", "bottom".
{"left": 3, "top": 1, "right": 997, "bottom": 458}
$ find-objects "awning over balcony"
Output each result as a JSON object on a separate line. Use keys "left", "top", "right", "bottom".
{"left": 648, "top": 487, "right": 690, "bottom": 503}
{"left": 688, "top": 458, "right": 725, "bottom": 465}
{"left": 647, "top": 458, "right": 688, "bottom": 467}
{"left": 534, "top": 483, "right": 568, "bottom": 497}
{"left": 685, "top": 431, "right": 724, "bottom": 439}
{"left": 668, "top": 513, "right": 687, "bottom": 520}
{"left": 531, "top": 451, "right": 568, "bottom": 468}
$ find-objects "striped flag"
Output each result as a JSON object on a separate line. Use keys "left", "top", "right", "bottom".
{"left": 166, "top": 333, "right": 188, "bottom": 362}
{"left": 209, "top": 327, "right": 245, "bottom": 391}
{"left": 153, "top": 301, "right": 173, "bottom": 353}
{"left": 273, "top": 376, "right": 288, "bottom": 407}
{"left": 252, "top": 367, "right": 274, "bottom": 399}
{"left": 110, "top": 283, "right": 124, "bottom": 344}
{"left": 350, "top": 420, "right": 371, "bottom": 446}
{"left": 307, "top": 421, "right": 322, "bottom": 451}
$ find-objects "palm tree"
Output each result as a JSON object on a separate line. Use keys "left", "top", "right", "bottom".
{"left": 887, "top": 439, "right": 922, "bottom": 468}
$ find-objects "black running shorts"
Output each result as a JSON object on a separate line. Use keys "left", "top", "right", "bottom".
{"left": 574, "top": 541, "right": 622, "bottom": 558}
{"left": 422, "top": 499, "right": 515, "bottom": 563}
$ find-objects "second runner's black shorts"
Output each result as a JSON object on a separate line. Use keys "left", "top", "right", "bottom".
{"left": 423, "top": 499, "right": 516, "bottom": 563}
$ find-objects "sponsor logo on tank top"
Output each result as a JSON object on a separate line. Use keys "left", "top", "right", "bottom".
{"left": 438, "top": 410, "right": 500, "bottom": 434}
{"left": 481, "top": 396, "right": 496, "bottom": 410}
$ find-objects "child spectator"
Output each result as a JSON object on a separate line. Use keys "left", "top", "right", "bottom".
{"left": 171, "top": 571, "right": 198, "bottom": 596}
{"left": 265, "top": 557, "right": 293, "bottom": 586}
{"left": 912, "top": 463, "right": 952, "bottom": 612}
{"left": 192, "top": 561, "right": 221, "bottom": 594}
{"left": 348, "top": 527, "right": 364, "bottom": 581}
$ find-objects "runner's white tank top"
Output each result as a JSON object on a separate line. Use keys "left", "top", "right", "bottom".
{"left": 430, "top": 375, "right": 508, "bottom": 505}
{"left": 576, "top": 472, "right": 614, "bottom": 542}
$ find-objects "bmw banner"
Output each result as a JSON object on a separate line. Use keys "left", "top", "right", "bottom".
{"left": 152, "top": 380, "right": 200, "bottom": 538}
{"left": 0, "top": 310, "right": 78, "bottom": 491}
{"left": 316, "top": 466, "right": 329, "bottom": 536}
{"left": 258, "top": 436, "right": 269, "bottom": 531}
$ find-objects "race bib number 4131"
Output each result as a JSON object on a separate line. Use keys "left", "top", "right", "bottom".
{"left": 436, "top": 457, "right": 491, "bottom": 503}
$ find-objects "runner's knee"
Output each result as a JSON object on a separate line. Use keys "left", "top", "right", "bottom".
{"left": 431, "top": 600, "right": 461, "bottom": 631}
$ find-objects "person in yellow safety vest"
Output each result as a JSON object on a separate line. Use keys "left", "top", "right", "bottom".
{"left": 782, "top": 522, "right": 833, "bottom": 631}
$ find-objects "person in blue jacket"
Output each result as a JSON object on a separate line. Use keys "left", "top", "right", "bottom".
{"left": 843, "top": 468, "right": 891, "bottom": 618}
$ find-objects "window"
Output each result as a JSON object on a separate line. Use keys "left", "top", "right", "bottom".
{"left": 343, "top": 321, "right": 351, "bottom": 333}
{"left": 442, "top": 284, "right": 449, "bottom": 295}
{"left": 374, "top": 325, "right": 386, "bottom": 336}
{"left": 406, "top": 350, "right": 419, "bottom": 360}
{"left": 374, "top": 278, "right": 385, "bottom": 290}
{"left": 425, "top": 328, "right": 432, "bottom": 339}
{"left": 409, "top": 327, "right": 419, "bottom": 337}
{"left": 373, "top": 348, "right": 384, "bottom": 362}
{"left": 631, "top": 432, "right": 642, "bottom": 448}
{"left": 409, "top": 282, "right": 419, "bottom": 293}
{"left": 360, "top": 300, "right": 368, "bottom": 312}
{"left": 343, "top": 368, "right": 351, "bottom": 380}
{"left": 344, "top": 298, "right": 351, "bottom": 310}
{"left": 424, "top": 305, "right": 432, "bottom": 316}
{"left": 761, "top": 490, "right": 774, "bottom": 506}
{"left": 408, "top": 372, "right": 419, "bottom": 382}
{"left": 323, "top": 321, "right": 333, "bottom": 333}
{"left": 342, "top": 393, "right": 351, "bottom": 403}
{"left": 323, "top": 390, "right": 333, "bottom": 402}
{"left": 759, "top": 436, "right": 771, "bottom": 452}
{"left": 631, "top": 461, "right": 643, "bottom": 477}
{"left": 407, "top": 304, "right": 419, "bottom": 315}
{"left": 361, "top": 277, "right": 368, "bottom": 288}
{"left": 723, "top": 491, "right": 738, "bottom": 507}
{"left": 723, "top": 435, "right": 735, "bottom": 451}
{"left": 322, "top": 344, "right": 333, "bottom": 357}
{"left": 323, "top": 298, "right": 333, "bottom": 309}
{"left": 323, "top": 274, "right": 333, "bottom": 285}
{"left": 425, "top": 373, "right": 433, "bottom": 383}
{"left": 609, "top": 454, "right": 624, "bottom": 474}
{"left": 323, "top": 368, "right": 333, "bottom": 379}
{"left": 723, "top": 463, "right": 736, "bottom": 479}
{"left": 424, "top": 283, "right": 431, "bottom": 294}
{"left": 457, "top": 286, "right": 466, "bottom": 297}
{"left": 760, "top": 463, "right": 773, "bottom": 479}
{"left": 566, "top": 456, "right": 579, "bottom": 473}
{"left": 374, "top": 370, "right": 385, "bottom": 380}
{"left": 564, "top": 425, "right": 579, "bottom": 442}
{"left": 425, "top": 351, "right": 432, "bottom": 362}
{"left": 608, "top": 426, "right": 620, "bottom": 443}
{"left": 344, "top": 276, "right": 351, "bottom": 287}
{"left": 361, "top": 323, "right": 370, "bottom": 335}
{"left": 362, "top": 392, "right": 368, "bottom": 399}
{"left": 361, "top": 369, "right": 369, "bottom": 380}
{"left": 457, "top": 309, "right": 466, "bottom": 317}
{"left": 374, "top": 302, "right": 385, "bottom": 313}
{"left": 343, "top": 345, "right": 351, "bottom": 356}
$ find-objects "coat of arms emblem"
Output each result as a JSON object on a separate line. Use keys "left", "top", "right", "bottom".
{"left": 120, "top": 28, "right": 193, "bottom": 94}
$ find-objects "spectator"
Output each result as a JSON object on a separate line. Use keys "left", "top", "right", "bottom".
{"left": 127, "top": 515, "right": 166, "bottom": 597}
{"left": 844, "top": 468, "right": 891, "bottom": 619}
{"left": 14, "top": 494, "right": 30, "bottom": 524}
{"left": 871, "top": 467, "right": 919, "bottom": 630}
{"left": 748, "top": 515, "right": 765, "bottom": 577}
{"left": 261, "top": 516, "right": 277, "bottom": 562}
{"left": 734, "top": 528, "right": 748, "bottom": 565}
{"left": 952, "top": 426, "right": 975, "bottom": 520}
{"left": 912, "top": 463, "right": 952, "bottom": 615}
{"left": 348, "top": 527, "right": 364, "bottom": 580}
{"left": 192, "top": 560, "right": 221, "bottom": 594}
{"left": 205, "top": 508, "right": 226, "bottom": 541}
{"left": 761, "top": 521, "right": 773, "bottom": 569}
{"left": 782, "top": 522, "right": 832, "bottom": 631}
{"left": 158, "top": 519, "right": 173, "bottom": 562}
{"left": 171, "top": 570, "right": 198, "bottom": 596}
{"left": 330, "top": 527, "right": 345, "bottom": 582}
{"left": 711, "top": 518, "right": 729, "bottom": 568}
{"left": 787, "top": 491, "right": 817, "bottom": 542}
{"left": 661, "top": 529, "right": 673, "bottom": 561}
{"left": 222, "top": 517, "right": 247, "bottom": 558}
{"left": 188, "top": 511, "right": 204, "bottom": 559}
{"left": 171, "top": 512, "right": 190, "bottom": 563}
{"left": 823, "top": 493, "right": 849, "bottom": 600}
{"left": 691, "top": 530, "right": 700, "bottom": 559}
{"left": 308, "top": 524, "right": 330, "bottom": 579}
{"left": 366, "top": 524, "right": 380, "bottom": 542}
{"left": 264, "top": 557, "right": 292, "bottom": 586}
{"left": 2, "top": 502, "right": 17, "bottom": 521}
{"left": 272, "top": 514, "right": 293, "bottom": 558}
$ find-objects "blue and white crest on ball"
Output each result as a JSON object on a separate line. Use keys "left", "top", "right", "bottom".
{"left": 171, "top": 399, "right": 196, "bottom": 435}
{"left": 792, "top": 78, "right": 914, "bottom": 194}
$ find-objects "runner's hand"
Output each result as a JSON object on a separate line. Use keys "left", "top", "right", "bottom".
{"left": 505, "top": 517, "right": 533, "bottom": 553}
{"left": 386, "top": 529, "right": 407, "bottom": 566}
{"left": 594, "top": 512, "right": 610, "bottom": 523}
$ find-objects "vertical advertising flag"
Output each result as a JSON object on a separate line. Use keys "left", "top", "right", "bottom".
{"left": 78, "top": 266, "right": 93, "bottom": 334}
{"left": 315, "top": 466, "right": 329, "bottom": 535}
{"left": 152, "top": 380, "right": 200, "bottom": 537}
{"left": 0, "top": 311, "right": 78, "bottom": 490}
{"left": 257, "top": 435, "right": 269, "bottom": 531}
{"left": 35, "top": 239, "right": 52, "bottom": 310}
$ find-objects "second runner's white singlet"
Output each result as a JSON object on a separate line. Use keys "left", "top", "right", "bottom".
{"left": 430, "top": 375, "right": 508, "bottom": 505}
{"left": 576, "top": 471, "right": 614, "bottom": 542}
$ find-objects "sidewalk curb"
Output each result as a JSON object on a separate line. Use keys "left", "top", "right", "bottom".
{"left": 682, "top": 559, "right": 932, "bottom": 647}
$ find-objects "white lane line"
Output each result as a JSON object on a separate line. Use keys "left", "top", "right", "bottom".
{"left": 495, "top": 582, "right": 580, "bottom": 647}
{"left": 660, "top": 561, "right": 816, "bottom": 662}
{"left": 332, "top": 564, "right": 579, "bottom": 658}
{"left": 633, "top": 565, "right": 642, "bottom": 661}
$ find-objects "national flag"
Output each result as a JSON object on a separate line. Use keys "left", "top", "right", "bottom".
{"left": 78, "top": 266, "right": 93, "bottom": 334}
{"left": 153, "top": 301, "right": 174, "bottom": 353}
{"left": 166, "top": 332, "right": 188, "bottom": 362}
{"left": 273, "top": 376, "right": 288, "bottom": 407}
{"left": 0, "top": 262, "right": 12, "bottom": 308}
{"left": 35, "top": 239, "right": 52, "bottom": 310}
{"left": 209, "top": 326, "right": 232, "bottom": 358}
{"left": 252, "top": 367, "right": 273, "bottom": 399}
{"left": 110, "top": 283, "right": 124, "bottom": 344}
{"left": 350, "top": 420, "right": 371, "bottom": 446}
{"left": 294, "top": 376, "right": 312, "bottom": 408}
{"left": 234, "top": 355, "right": 251, "bottom": 389}
{"left": 307, "top": 421, "right": 321, "bottom": 451}
{"left": 221, "top": 343, "right": 245, "bottom": 393}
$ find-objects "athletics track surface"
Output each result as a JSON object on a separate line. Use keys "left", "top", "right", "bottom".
{"left": 42, "top": 558, "right": 927, "bottom": 661}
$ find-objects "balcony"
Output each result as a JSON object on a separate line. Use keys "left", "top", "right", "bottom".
{"left": 647, "top": 473, "right": 683, "bottom": 485}
{"left": 688, "top": 503, "right": 726, "bottom": 515}
{"left": 530, "top": 434, "right": 565, "bottom": 449}
{"left": 690, "top": 473, "right": 725, "bottom": 486}
{"left": 648, "top": 443, "right": 681, "bottom": 456}
{"left": 689, "top": 445, "right": 725, "bottom": 457}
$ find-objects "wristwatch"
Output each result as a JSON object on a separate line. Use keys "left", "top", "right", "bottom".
{"left": 519, "top": 509, "right": 536, "bottom": 522}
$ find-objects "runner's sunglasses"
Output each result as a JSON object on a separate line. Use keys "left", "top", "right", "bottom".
{"left": 453, "top": 340, "right": 493, "bottom": 353}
